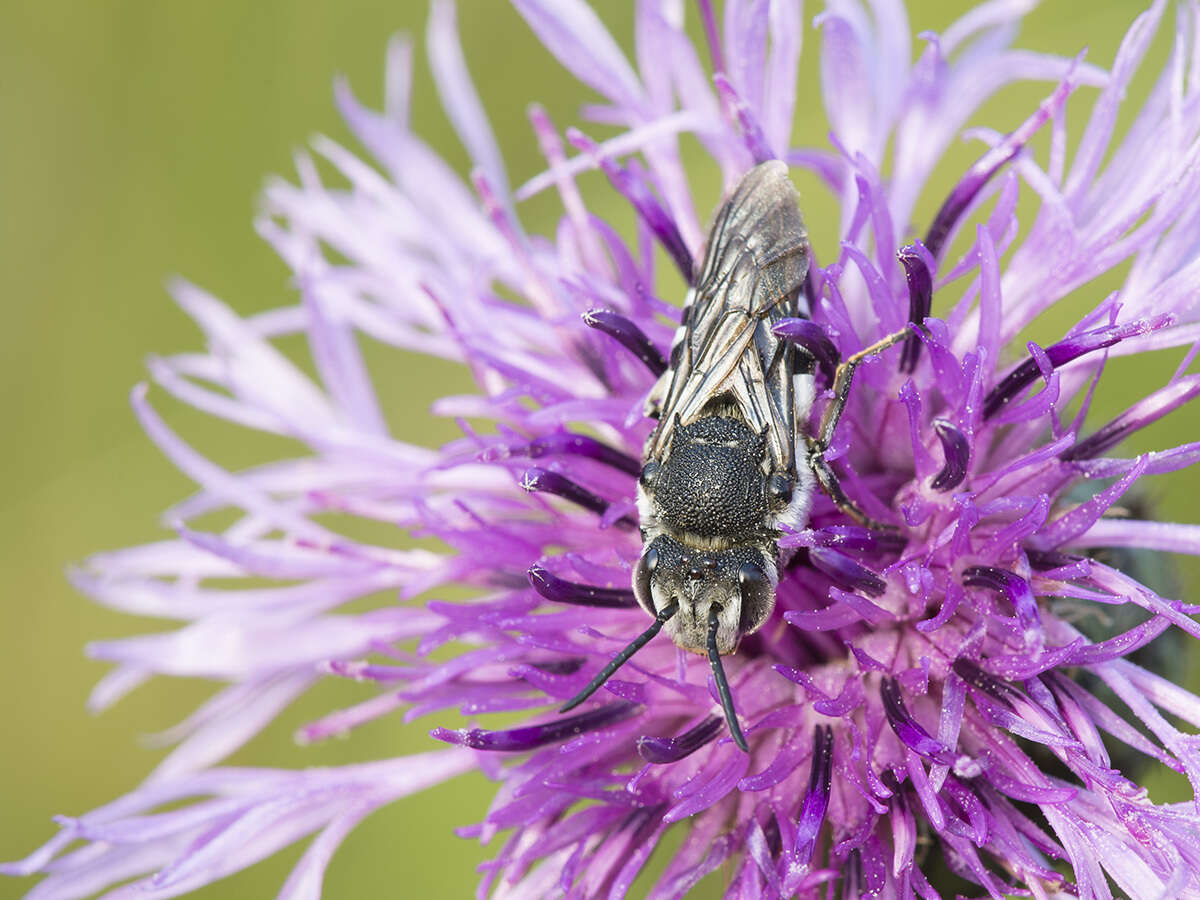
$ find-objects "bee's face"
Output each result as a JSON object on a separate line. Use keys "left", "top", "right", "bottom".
{"left": 633, "top": 535, "right": 777, "bottom": 655}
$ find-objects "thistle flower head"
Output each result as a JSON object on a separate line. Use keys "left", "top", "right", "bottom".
{"left": 9, "top": 1, "right": 1200, "bottom": 898}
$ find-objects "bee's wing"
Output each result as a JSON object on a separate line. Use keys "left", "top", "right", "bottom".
{"left": 649, "top": 161, "right": 810, "bottom": 475}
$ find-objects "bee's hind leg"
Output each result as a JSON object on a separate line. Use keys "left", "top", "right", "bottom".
{"left": 805, "top": 448, "right": 892, "bottom": 530}
{"left": 806, "top": 327, "right": 913, "bottom": 530}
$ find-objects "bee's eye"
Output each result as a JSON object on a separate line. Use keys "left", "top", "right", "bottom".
{"left": 633, "top": 548, "right": 658, "bottom": 612}
{"left": 768, "top": 474, "right": 793, "bottom": 504}
{"left": 737, "top": 562, "right": 773, "bottom": 632}
{"left": 640, "top": 461, "right": 661, "bottom": 487}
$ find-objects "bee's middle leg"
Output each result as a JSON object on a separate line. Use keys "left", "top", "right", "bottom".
{"left": 805, "top": 327, "right": 912, "bottom": 529}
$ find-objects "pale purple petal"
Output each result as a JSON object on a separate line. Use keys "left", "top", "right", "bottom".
{"left": 427, "top": 0, "right": 513, "bottom": 211}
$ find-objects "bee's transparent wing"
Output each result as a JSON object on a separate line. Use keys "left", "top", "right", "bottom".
{"left": 649, "top": 161, "right": 810, "bottom": 475}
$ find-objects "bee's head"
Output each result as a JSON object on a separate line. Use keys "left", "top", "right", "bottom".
{"left": 633, "top": 535, "right": 777, "bottom": 655}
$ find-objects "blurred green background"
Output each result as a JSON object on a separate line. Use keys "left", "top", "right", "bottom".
{"left": 2, "top": 1, "right": 1196, "bottom": 898}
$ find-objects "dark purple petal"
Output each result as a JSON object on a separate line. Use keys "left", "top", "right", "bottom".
{"left": 524, "top": 658, "right": 586, "bottom": 676}
{"left": 984, "top": 316, "right": 1174, "bottom": 420}
{"left": 582, "top": 309, "right": 668, "bottom": 377}
{"left": 520, "top": 467, "right": 634, "bottom": 527}
{"left": 880, "top": 678, "right": 955, "bottom": 765}
{"left": 793, "top": 725, "right": 833, "bottom": 862}
{"left": 567, "top": 130, "right": 694, "bottom": 282}
{"left": 808, "top": 547, "right": 886, "bottom": 597}
{"left": 526, "top": 564, "right": 637, "bottom": 608}
{"left": 951, "top": 658, "right": 1021, "bottom": 708}
{"left": 637, "top": 717, "right": 723, "bottom": 764}
{"left": 924, "top": 72, "right": 1076, "bottom": 259}
{"left": 929, "top": 419, "right": 970, "bottom": 492}
{"left": 773, "top": 317, "right": 839, "bottom": 383}
{"left": 897, "top": 244, "right": 932, "bottom": 372}
{"left": 1026, "top": 548, "right": 1084, "bottom": 572}
{"left": 431, "top": 701, "right": 639, "bottom": 751}
{"left": 804, "top": 525, "right": 906, "bottom": 553}
{"left": 522, "top": 430, "right": 641, "bottom": 477}
{"left": 962, "top": 566, "right": 1041, "bottom": 639}
{"left": 1062, "top": 373, "right": 1200, "bottom": 460}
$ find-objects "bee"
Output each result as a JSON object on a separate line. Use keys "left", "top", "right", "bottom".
{"left": 562, "top": 161, "right": 908, "bottom": 750}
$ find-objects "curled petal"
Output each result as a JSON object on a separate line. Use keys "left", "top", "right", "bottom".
{"left": 963, "top": 566, "right": 1042, "bottom": 648}
{"left": 638, "top": 717, "right": 724, "bottom": 764}
{"left": 881, "top": 678, "right": 955, "bottom": 765}
{"left": 773, "top": 317, "right": 840, "bottom": 383}
{"left": 582, "top": 308, "right": 668, "bottom": 376}
{"left": 898, "top": 243, "right": 933, "bottom": 372}
{"left": 527, "top": 564, "right": 637, "bottom": 608}
{"left": 929, "top": 419, "right": 970, "bottom": 491}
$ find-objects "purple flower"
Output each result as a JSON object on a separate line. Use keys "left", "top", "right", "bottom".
{"left": 8, "top": 0, "right": 1200, "bottom": 897}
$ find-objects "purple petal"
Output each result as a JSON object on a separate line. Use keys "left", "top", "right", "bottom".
{"left": 431, "top": 701, "right": 639, "bottom": 751}
{"left": 1074, "top": 518, "right": 1200, "bottom": 556}
{"left": 696, "top": 0, "right": 725, "bottom": 73}
{"left": 638, "top": 717, "right": 724, "bottom": 764}
{"left": 519, "top": 467, "right": 634, "bottom": 527}
{"left": 1063, "top": 373, "right": 1200, "bottom": 460}
{"left": 567, "top": 130, "right": 693, "bottom": 281}
{"left": 808, "top": 547, "right": 887, "bottom": 598}
{"left": 793, "top": 725, "right": 833, "bottom": 863}
{"left": 951, "top": 658, "right": 1022, "bottom": 708}
{"left": 1035, "top": 456, "right": 1146, "bottom": 549}
{"left": 722, "top": 0, "right": 768, "bottom": 119}
{"left": 505, "top": 430, "right": 641, "bottom": 477}
{"left": 713, "top": 73, "right": 775, "bottom": 163}
{"left": 962, "top": 566, "right": 1042, "bottom": 644}
{"left": 664, "top": 752, "right": 751, "bottom": 822}
{"left": 897, "top": 243, "right": 933, "bottom": 372}
{"left": 929, "top": 419, "right": 970, "bottom": 491}
{"left": 773, "top": 318, "right": 840, "bottom": 383}
{"left": 276, "top": 802, "right": 375, "bottom": 900}
{"left": 984, "top": 315, "right": 1174, "bottom": 420}
{"left": 880, "top": 678, "right": 955, "bottom": 765}
{"left": 924, "top": 67, "right": 1079, "bottom": 259}
{"left": 510, "top": 0, "right": 646, "bottom": 113}
{"left": 427, "top": 0, "right": 509, "bottom": 200}
{"left": 582, "top": 308, "right": 668, "bottom": 376}
{"left": 526, "top": 563, "right": 637, "bottom": 609}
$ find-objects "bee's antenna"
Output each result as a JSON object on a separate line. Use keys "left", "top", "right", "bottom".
{"left": 560, "top": 602, "right": 679, "bottom": 713}
{"left": 707, "top": 608, "right": 749, "bottom": 752}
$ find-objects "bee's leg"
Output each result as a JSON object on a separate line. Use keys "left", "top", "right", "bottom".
{"left": 806, "top": 327, "right": 912, "bottom": 529}
{"left": 813, "top": 328, "right": 910, "bottom": 450}
{"left": 805, "top": 447, "right": 891, "bottom": 529}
